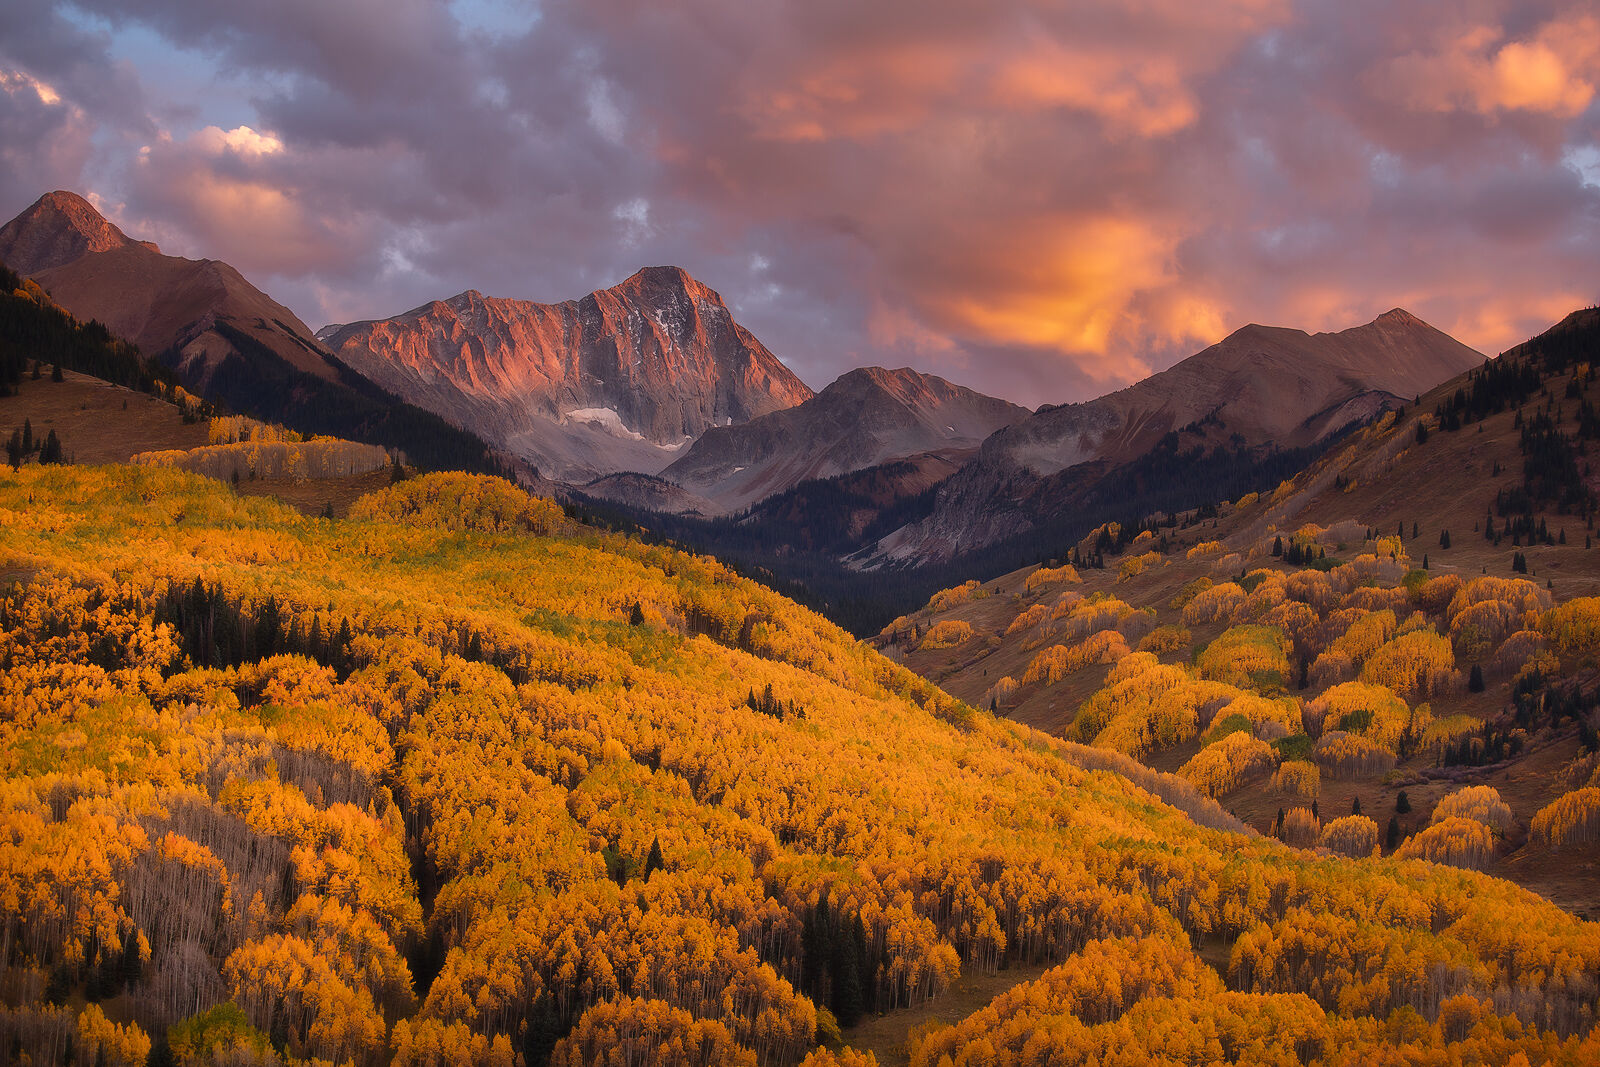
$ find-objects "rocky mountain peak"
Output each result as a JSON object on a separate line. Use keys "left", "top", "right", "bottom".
{"left": 320, "top": 267, "right": 814, "bottom": 482}
{"left": 0, "top": 191, "right": 154, "bottom": 275}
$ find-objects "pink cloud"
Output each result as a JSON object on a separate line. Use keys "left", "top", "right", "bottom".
{"left": 0, "top": 0, "right": 1595, "bottom": 405}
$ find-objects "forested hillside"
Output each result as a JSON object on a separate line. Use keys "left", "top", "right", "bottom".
{"left": 2, "top": 465, "right": 1599, "bottom": 1065}
{"left": 887, "top": 310, "right": 1600, "bottom": 924}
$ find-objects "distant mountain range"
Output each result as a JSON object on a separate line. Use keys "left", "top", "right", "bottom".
{"left": 0, "top": 190, "right": 1491, "bottom": 612}
{"left": 866, "top": 309, "right": 1485, "bottom": 566}
{"left": 588, "top": 365, "right": 1030, "bottom": 514}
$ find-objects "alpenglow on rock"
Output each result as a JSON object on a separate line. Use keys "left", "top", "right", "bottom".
{"left": 319, "top": 267, "right": 814, "bottom": 482}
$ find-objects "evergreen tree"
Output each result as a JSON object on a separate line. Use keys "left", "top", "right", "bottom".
{"left": 644, "top": 836, "right": 664, "bottom": 881}
{"left": 1386, "top": 815, "right": 1401, "bottom": 852}
{"left": 831, "top": 919, "right": 866, "bottom": 1028}
{"left": 1396, "top": 790, "right": 1411, "bottom": 815}
{"left": 50, "top": 361, "right": 63, "bottom": 382}
{"left": 1440, "top": 529, "right": 1451, "bottom": 548}
{"left": 1351, "top": 796, "right": 1362, "bottom": 816}
{"left": 4, "top": 429, "right": 19, "bottom": 471}
{"left": 630, "top": 601, "right": 645, "bottom": 626}
{"left": 1468, "top": 664, "right": 1485, "bottom": 693}
{"left": 1272, "top": 535, "right": 1283, "bottom": 557}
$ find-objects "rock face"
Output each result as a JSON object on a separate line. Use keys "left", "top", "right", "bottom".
{"left": 319, "top": 267, "right": 814, "bottom": 482}
{"left": 654, "top": 366, "right": 1029, "bottom": 513}
{"left": 0, "top": 191, "right": 338, "bottom": 388}
{"left": 870, "top": 309, "right": 1486, "bottom": 564}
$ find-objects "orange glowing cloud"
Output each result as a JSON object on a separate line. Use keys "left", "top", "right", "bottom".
{"left": 1373, "top": 14, "right": 1599, "bottom": 118}
{"left": 923, "top": 214, "right": 1186, "bottom": 382}
{"left": 989, "top": 41, "right": 1198, "bottom": 137}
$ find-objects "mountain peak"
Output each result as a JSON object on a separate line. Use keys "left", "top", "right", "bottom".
{"left": 0, "top": 191, "right": 147, "bottom": 275}
{"left": 1375, "top": 307, "right": 1422, "bottom": 325}
{"left": 613, "top": 265, "right": 720, "bottom": 304}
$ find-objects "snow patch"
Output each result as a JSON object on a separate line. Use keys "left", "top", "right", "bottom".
{"left": 563, "top": 407, "right": 644, "bottom": 441}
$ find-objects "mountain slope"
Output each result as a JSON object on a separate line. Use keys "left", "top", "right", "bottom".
{"left": 319, "top": 267, "right": 814, "bottom": 481}
{"left": 0, "top": 191, "right": 508, "bottom": 476}
{"left": 882, "top": 305, "right": 1600, "bottom": 917}
{"left": 0, "top": 191, "right": 335, "bottom": 387}
{"left": 3, "top": 464, "right": 1598, "bottom": 1065}
{"left": 648, "top": 366, "right": 1028, "bottom": 513}
{"left": 875, "top": 309, "right": 1484, "bottom": 564}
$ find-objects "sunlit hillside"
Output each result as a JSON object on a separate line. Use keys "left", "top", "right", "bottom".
{"left": 888, "top": 311, "right": 1600, "bottom": 920}
{"left": 2, "top": 464, "right": 1599, "bottom": 1065}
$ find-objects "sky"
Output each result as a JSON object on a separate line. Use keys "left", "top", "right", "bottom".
{"left": 0, "top": 0, "right": 1597, "bottom": 408}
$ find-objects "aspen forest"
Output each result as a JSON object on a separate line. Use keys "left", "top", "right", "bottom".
{"left": 2, "top": 463, "right": 1600, "bottom": 1066}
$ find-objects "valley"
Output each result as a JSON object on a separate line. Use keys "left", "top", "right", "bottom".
{"left": 2, "top": 193, "right": 1599, "bottom": 1066}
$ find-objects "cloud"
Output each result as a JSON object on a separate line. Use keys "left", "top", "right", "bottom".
{"left": 1371, "top": 14, "right": 1600, "bottom": 119}
{"left": 0, "top": 0, "right": 1595, "bottom": 407}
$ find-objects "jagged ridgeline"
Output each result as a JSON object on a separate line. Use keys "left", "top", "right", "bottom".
{"left": 3, "top": 466, "right": 1600, "bottom": 1066}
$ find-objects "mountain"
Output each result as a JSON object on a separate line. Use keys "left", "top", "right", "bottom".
{"left": 640, "top": 365, "right": 1028, "bottom": 514}
{"left": 0, "top": 191, "right": 335, "bottom": 388}
{"left": 870, "top": 309, "right": 1485, "bottom": 565}
{"left": 318, "top": 267, "right": 814, "bottom": 482}
{"left": 882, "top": 306, "right": 1600, "bottom": 917}
{"left": 0, "top": 191, "right": 507, "bottom": 476}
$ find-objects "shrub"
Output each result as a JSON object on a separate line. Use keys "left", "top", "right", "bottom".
{"left": 1117, "top": 551, "right": 1161, "bottom": 582}
{"left": 1397, "top": 817, "right": 1497, "bottom": 870}
{"left": 1490, "top": 629, "right": 1546, "bottom": 677}
{"left": 1194, "top": 625, "right": 1290, "bottom": 691}
{"left": 1544, "top": 597, "right": 1600, "bottom": 664}
{"left": 919, "top": 619, "right": 975, "bottom": 651}
{"left": 1182, "top": 582, "right": 1247, "bottom": 626}
{"left": 1431, "top": 785, "right": 1514, "bottom": 835}
{"left": 1024, "top": 564, "right": 1080, "bottom": 593}
{"left": 1179, "top": 732, "right": 1277, "bottom": 799}
{"left": 1361, "top": 630, "right": 1460, "bottom": 701}
{"left": 927, "top": 580, "right": 984, "bottom": 613}
{"left": 350, "top": 472, "right": 566, "bottom": 534}
{"left": 1271, "top": 760, "right": 1319, "bottom": 798}
{"left": 1021, "top": 631, "right": 1132, "bottom": 685}
{"left": 1279, "top": 807, "right": 1320, "bottom": 848}
{"left": 983, "top": 676, "right": 1019, "bottom": 709}
{"left": 1320, "top": 814, "right": 1380, "bottom": 858}
{"left": 1138, "top": 625, "right": 1192, "bottom": 655}
{"left": 1312, "top": 730, "right": 1397, "bottom": 780}
{"left": 1170, "top": 577, "right": 1213, "bottom": 611}
{"left": 1530, "top": 787, "right": 1600, "bottom": 851}
{"left": 1005, "top": 603, "right": 1053, "bottom": 637}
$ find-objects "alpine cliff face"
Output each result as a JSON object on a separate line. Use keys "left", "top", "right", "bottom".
{"left": 0, "top": 191, "right": 338, "bottom": 388}
{"left": 651, "top": 365, "right": 1029, "bottom": 513}
{"left": 319, "top": 267, "right": 814, "bottom": 481}
{"left": 869, "top": 309, "right": 1486, "bottom": 565}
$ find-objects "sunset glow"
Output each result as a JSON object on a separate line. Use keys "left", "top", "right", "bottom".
{"left": 1, "top": 0, "right": 1596, "bottom": 404}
